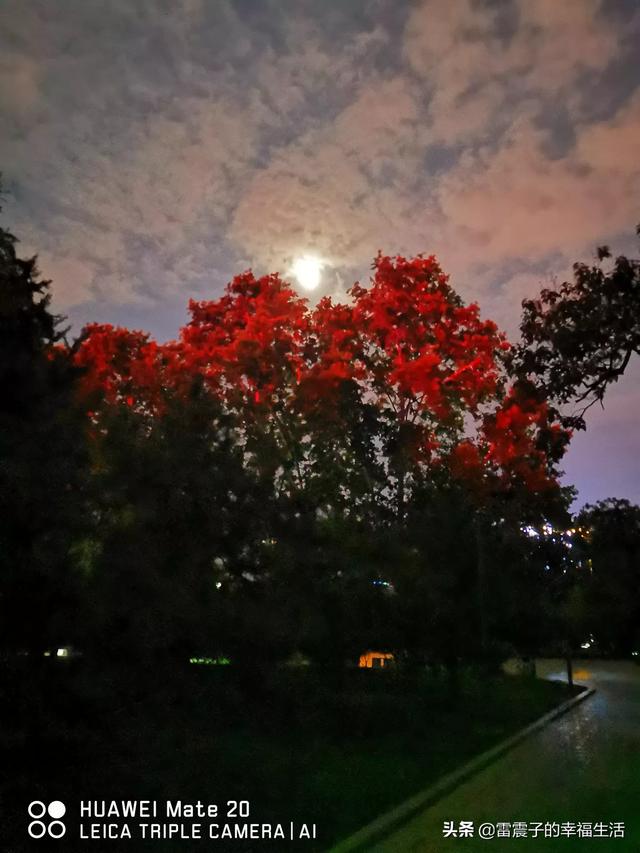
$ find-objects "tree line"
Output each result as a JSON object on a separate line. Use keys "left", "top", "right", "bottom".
{"left": 1, "top": 194, "right": 639, "bottom": 674}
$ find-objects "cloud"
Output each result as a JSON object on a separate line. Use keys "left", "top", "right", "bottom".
{"left": 436, "top": 91, "right": 640, "bottom": 269}
{"left": 403, "top": 0, "right": 619, "bottom": 141}
{"left": 0, "top": 53, "right": 40, "bottom": 115}
{"left": 0, "top": 0, "right": 637, "bottom": 320}
{"left": 229, "top": 75, "right": 431, "bottom": 272}
{"left": 229, "top": 0, "right": 638, "bottom": 323}
{"left": 1, "top": 0, "right": 395, "bottom": 307}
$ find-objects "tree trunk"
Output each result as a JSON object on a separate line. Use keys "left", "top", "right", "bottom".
{"left": 475, "top": 514, "right": 488, "bottom": 658}
{"left": 565, "top": 653, "right": 574, "bottom": 688}
{"left": 397, "top": 465, "right": 406, "bottom": 521}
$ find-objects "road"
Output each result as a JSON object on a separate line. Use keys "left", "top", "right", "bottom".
{"left": 370, "top": 659, "right": 640, "bottom": 852}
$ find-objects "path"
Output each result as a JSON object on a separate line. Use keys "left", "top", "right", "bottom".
{"left": 369, "top": 659, "right": 640, "bottom": 851}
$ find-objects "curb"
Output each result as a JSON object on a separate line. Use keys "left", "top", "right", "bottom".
{"left": 329, "top": 684, "right": 596, "bottom": 852}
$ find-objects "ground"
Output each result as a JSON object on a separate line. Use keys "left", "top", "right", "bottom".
{"left": 367, "top": 659, "right": 640, "bottom": 852}
{"left": 1, "top": 661, "right": 576, "bottom": 852}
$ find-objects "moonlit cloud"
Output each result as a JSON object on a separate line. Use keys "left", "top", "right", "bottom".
{"left": 1, "top": 0, "right": 639, "bottom": 504}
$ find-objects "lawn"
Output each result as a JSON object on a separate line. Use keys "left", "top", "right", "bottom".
{"left": 2, "top": 660, "right": 579, "bottom": 852}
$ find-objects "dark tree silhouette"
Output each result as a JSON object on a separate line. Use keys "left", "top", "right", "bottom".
{"left": 512, "top": 226, "right": 640, "bottom": 428}
{"left": 578, "top": 498, "right": 640, "bottom": 656}
{"left": 0, "top": 188, "right": 87, "bottom": 652}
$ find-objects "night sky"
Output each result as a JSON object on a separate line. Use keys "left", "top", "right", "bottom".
{"left": 1, "top": 0, "right": 639, "bottom": 507}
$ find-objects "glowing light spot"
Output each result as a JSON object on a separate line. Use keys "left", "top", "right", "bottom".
{"left": 292, "top": 255, "right": 323, "bottom": 291}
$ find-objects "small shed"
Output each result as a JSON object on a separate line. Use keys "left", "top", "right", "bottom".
{"left": 359, "top": 650, "right": 394, "bottom": 669}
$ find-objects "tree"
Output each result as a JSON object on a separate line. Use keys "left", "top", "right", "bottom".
{"left": 77, "top": 256, "right": 567, "bottom": 517}
{"left": 72, "top": 254, "right": 572, "bottom": 669}
{"left": 176, "top": 272, "right": 312, "bottom": 495}
{"left": 342, "top": 253, "right": 511, "bottom": 515}
{"left": 75, "top": 389, "right": 271, "bottom": 666}
{"left": 512, "top": 226, "right": 640, "bottom": 428}
{"left": 577, "top": 498, "right": 640, "bottom": 655}
{"left": 0, "top": 193, "right": 87, "bottom": 653}
{"left": 311, "top": 256, "right": 570, "bottom": 667}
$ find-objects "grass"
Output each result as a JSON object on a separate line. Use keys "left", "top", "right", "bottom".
{"left": 1, "top": 660, "right": 579, "bottom": 852}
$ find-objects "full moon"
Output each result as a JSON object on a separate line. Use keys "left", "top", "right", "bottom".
{"left": 292, "top": 255, "right": 323, "bottom": 291}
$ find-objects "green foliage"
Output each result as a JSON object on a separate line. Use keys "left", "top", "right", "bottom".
{"left": 78, "top": 391, "right": 268, "bottom": 663}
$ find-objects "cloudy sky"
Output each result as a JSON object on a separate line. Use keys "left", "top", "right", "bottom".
{"left": 1, "top": 0, "right": 639, "bottom": 506}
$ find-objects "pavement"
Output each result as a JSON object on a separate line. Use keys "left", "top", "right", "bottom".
{"left": 368, "top": 659, "right": 640, "bottom": 852}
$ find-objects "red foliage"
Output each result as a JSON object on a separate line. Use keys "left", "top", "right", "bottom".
{"left": 74, "top": 324, "right": 166, "bottom": 414}
{"left": 448, "top": 386, "right": 566, "bottom": 496}
{"left": 294, "top": 297, "right": 364, "bottom": 417}
{"left": 176, "top": 271, "right": 309, "bottom": 412}
{"left": 350, "top": 253, "right": 508, "bottom": 423}
{"left": 72, "top": 255, "right": 570, "bottom": 497}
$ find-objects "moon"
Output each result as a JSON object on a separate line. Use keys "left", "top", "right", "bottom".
{"left": 292, "top": 255, "right": 323, "bottom": 291}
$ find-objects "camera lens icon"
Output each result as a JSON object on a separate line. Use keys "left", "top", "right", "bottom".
{"left": 28, "top": 801, "right": 66, "bottom": 839}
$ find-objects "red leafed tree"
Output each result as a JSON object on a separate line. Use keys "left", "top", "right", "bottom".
{"left": 176, "top": 271, "right": 308, "bottom": 405}
{"left": 74, "top": 323, "right": 167, "bottom": 415}
{"left": 73, "top": 255, "right": 570, "bottom": 511}
{"left": 351, "top": 254, "right": 507, "bottom": 419}
{"left": 309, "top": 253, "right": 569, "bottom": 513}
{"left": 350, "top": 253, "right": 507, "bottom": 509}
{"left": 173, "top": 271, "right": 313, "bottom": 489}
{"left": 449, "top": 384, "right": 571, "bottom": 500}
{"left": 70, "top": 254, "right": 572, "bottom": 664}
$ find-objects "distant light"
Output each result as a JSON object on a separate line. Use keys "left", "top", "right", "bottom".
{"left": 43, "top": 651, "right": 51, "bottom": 657}
{"left": 215, "top": 581, "right": 222, "bottom": 589}
{"left": 523, "top": 525, "right": 539, "bottom": 538}
{"left": 56, "top": 647, "right": 69, "bottom": 658}
{"left": 292, "top": 255, "right": 323, "bottom": 291}
{"left": 581, "top": 642, "right": 591, "bottom": 650}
